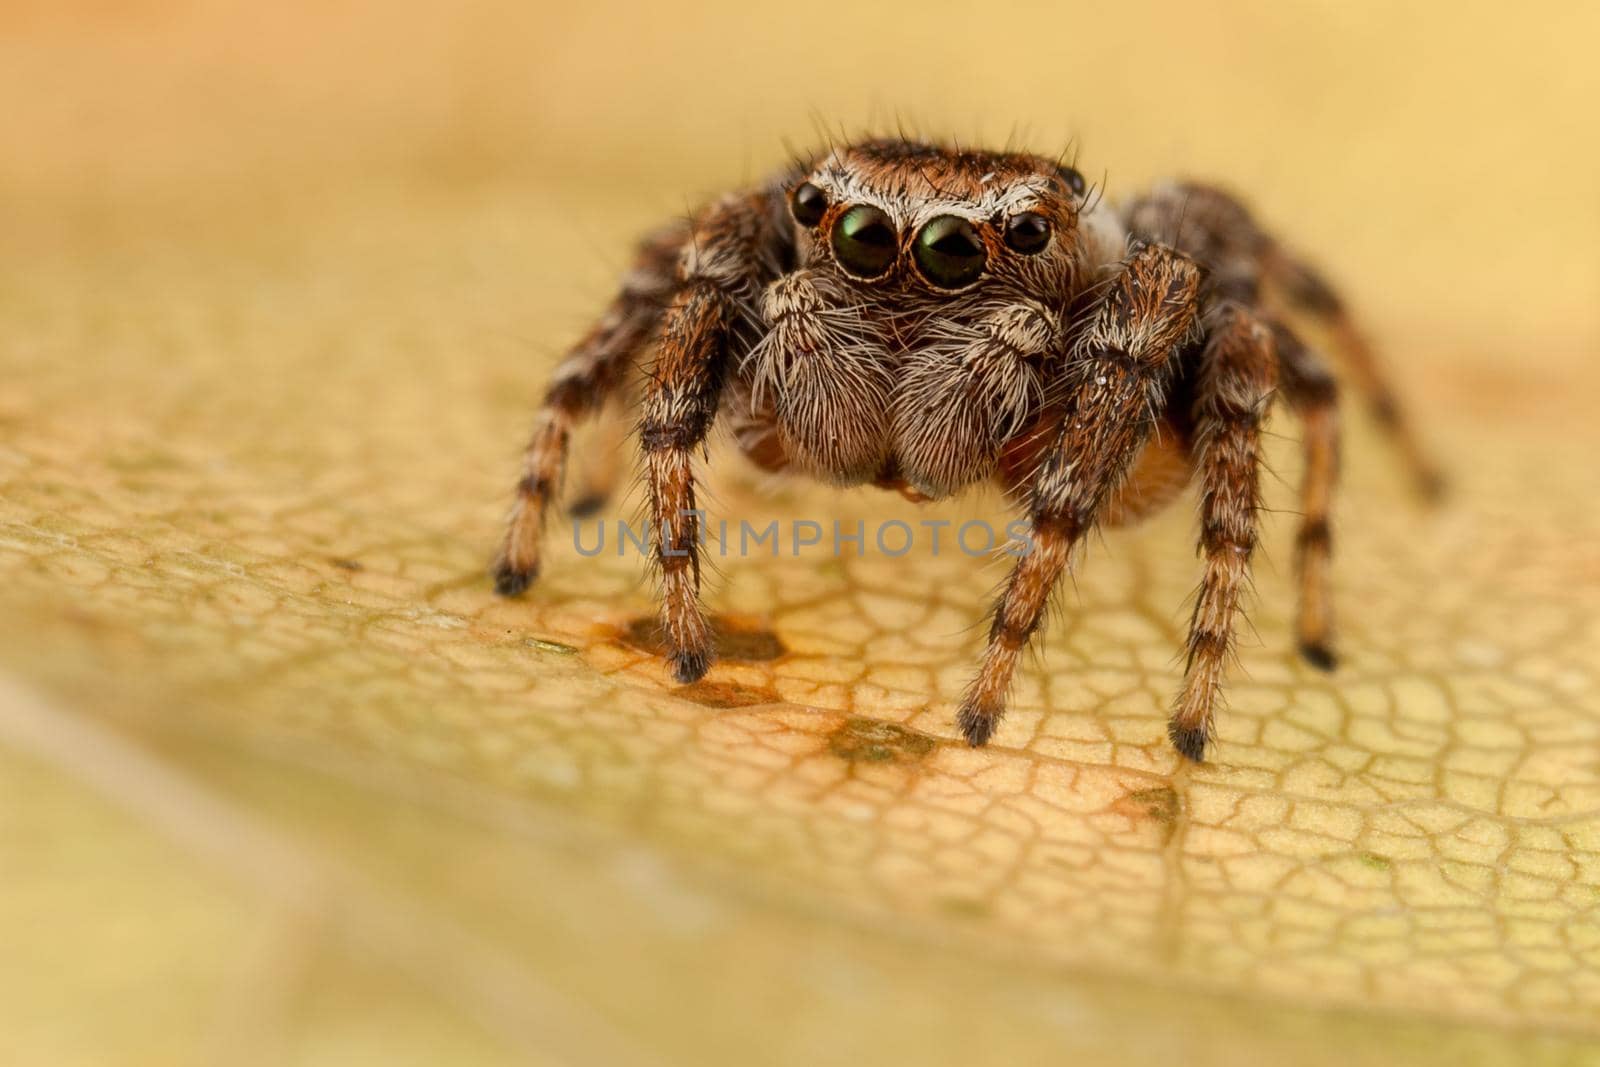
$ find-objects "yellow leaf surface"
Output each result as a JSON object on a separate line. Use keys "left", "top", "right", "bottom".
{"left": 3, "top": 3, "right": 1599, "bottom": 1065}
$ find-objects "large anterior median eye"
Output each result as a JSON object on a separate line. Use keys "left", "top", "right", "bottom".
{"left": 831, "top": 204, "right": 898, "bottom": 278}
{"left": 913, "top": 215, "right": 987, "bottom": 289}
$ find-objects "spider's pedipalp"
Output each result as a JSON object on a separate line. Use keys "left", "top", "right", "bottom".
{"left": 747, "top": 269, "right": 894, "bottom": 484}
{"left": 890, "top": 300, "right": 1060, "bottom": 497}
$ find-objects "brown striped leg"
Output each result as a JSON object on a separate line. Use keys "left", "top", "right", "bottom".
{"left": 957, "top": 243, "right": 1201, "bottom": 747}
{"left": 641, "top": 195, "right": 773, "bottom": 684}
{"left": 1269, "top": 319, "right": 1342, "bottom": 671}
{"left": 1266, "top": 247, "right": 1442, "bottom": 499}
{"left": 493, "top": 407, "right": 569, "bottom": 596}
{"left": 1168, "top": 306, "right": 1278, "bottom": 762}
{"left": 492, "top": 225, "right": 684, "bottom": 595}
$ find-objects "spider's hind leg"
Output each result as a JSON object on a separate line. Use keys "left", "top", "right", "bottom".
{"left": 1125, "top": 181, "right": 1438, "bottom": 501}
{"left": 1269, "top": 319, "right": 1342, "bottom": 671}
{"left": 565, "top": 393, "right": 635, "bottom": 517}
{"left": 1265, "top": 245, "right": 1442, "bottom": 500}
{"left": 492, "top": 224, "right": 684, "bottom": 595}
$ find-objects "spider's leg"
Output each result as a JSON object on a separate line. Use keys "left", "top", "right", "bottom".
{"left": 1268, "top": 319, "right": 1342, "bottom": 671}
{"left": 492, "top": 224, "right": 684, "bottom": 596}
{"left": 958, "top": 243, "right": 1200, "bottom": 747}
{"left": 1168, "top": 305, "right": 1278, "bottom": 762}
{"left": 641, "top": 193, "right": 775, "bottom": 684}
{"left": 565, "top": 392, "right": 635, "bottom": 517}
{"left": 1265, "top": 246, "right": 1442, "bottom": 499}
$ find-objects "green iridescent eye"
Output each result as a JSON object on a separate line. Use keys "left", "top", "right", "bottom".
{"left": 830, "top": 204, "right": 898, "bottom": 278}
{"left": 913, "top": 215, "right": 987, "bottom": 289}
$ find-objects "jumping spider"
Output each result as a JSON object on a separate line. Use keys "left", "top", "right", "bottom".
{"left": 492, "top": 138, "right": 1438, "bottom": 761}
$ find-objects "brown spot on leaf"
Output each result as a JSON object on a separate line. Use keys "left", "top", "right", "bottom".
{"left": 619, "top": 614, "right": 786, "bottom": 662}
{"left": 329, "top": 557, "right": 364, "bottom": 571}
{"left": 827, "top": 716, "right": 937, "bottom": 764}
{"left": 1115, "top": 785, "right": 1182, "bottom": 843}
{"left": 676, "top": 680, "right": 780, "bottom": 708}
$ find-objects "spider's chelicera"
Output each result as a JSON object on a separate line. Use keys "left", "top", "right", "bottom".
{"left": 492, "top": 138, "right": 1440, "bottom": 762}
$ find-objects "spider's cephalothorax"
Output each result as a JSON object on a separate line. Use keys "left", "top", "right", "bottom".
{"left": 746, "top": 141, "right": 1124, "bottom": 499}
{"left": 492, "top": 138, "right": 1439, "bottom": 762}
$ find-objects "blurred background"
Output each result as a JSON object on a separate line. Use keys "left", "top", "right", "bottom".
{"left": 5, "top": 0, "right": 1597, "bottom": 357}
{"left": 3, "top": 2, "right": 1599, "bottom": 1065}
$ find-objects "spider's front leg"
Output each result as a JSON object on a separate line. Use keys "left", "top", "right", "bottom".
{"left": 958, "top": 243, "right": 1201, "bottom": 747}
{"left": 641, "top": 193, "right": 775, "bottom": 683}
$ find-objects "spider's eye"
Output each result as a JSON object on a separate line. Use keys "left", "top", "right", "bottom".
{"left": 1004, "top": 212, "right": 1052, "bottom": 255}
{"left": 1057, "top": 166, "right": 1087, "bottom": 197}
{"left": 791, "top": 182, "right": 827, "bottom": 227}
{"left": 913, "top": 215, "right": 987, "bottom": 289}
{"left": 831, "top": 204, "right": 898, "bottom": 278}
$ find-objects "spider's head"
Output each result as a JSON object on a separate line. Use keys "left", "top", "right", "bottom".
{"left": 786, "top": 140, "right": 1093, "bottom": 301}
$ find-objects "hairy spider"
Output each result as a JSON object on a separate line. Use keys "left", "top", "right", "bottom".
{"left": 492, "top": 138, "right": 1438, "bottom": 762}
